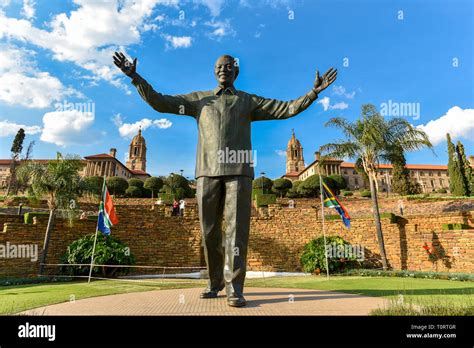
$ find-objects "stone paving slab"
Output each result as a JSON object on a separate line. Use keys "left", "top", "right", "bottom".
{"left": 22, "top": 287, "right": 388, "bottom": 316}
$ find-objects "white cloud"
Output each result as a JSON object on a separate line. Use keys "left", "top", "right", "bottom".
{"left": 317, "top": 96, "right": 349, "bottom": 111}
{"left": 40, "top": 110, "right": 95, "bottom": 146}
{"left": 317, "top": 96, "right": 330, "bottom": 111}
{"left": 332, "top": 85, "right": 355, "bottom": 99}
{"left": 0, "top": 44, "right": 82, "bottom": 108}
{"left": 417, "top": 106, "right": 474, "bottom": 146}
{"left": 205, "top": 19, "right": 235, "bottom": 39}
{"left": 0, "top": 0, "right": 180, "bottom": 90}
{"left": 21, "top": 0, "right": 35, "bottom": 19}
{"left": 194, "top": 0, "right": 225, "bottom": 16}
{"left": 0, "top": 120, "right": 41, "bottom": 137}
{"left": 275, "top": 149, "right": 286, "bottom": 157}
{"left": 330, "top": 102, "right": 349, "bottom": 110}
{"left": 163, "top": 34, "right": 192, "bottom": 49}
{"left": 114, "top": 116, "right": 172, "bottom": 138}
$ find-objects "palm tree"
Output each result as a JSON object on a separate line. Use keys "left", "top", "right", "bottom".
{"left": 22, "top": 153, "right": 84, "bottom": 274}
{"left": 320, "top": 104, "right": 432, "bottom": 269}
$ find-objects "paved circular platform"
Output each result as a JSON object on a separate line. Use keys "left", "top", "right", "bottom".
{"left": 22, "top": 287, "right": 387, "bottom": 316}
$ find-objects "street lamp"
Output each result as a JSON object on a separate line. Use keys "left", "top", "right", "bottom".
{"left": 260, "top": 171, "right": 265, "bottom": 194}
{"left": 180, "top": 169, "right": 184, "bottom": 177}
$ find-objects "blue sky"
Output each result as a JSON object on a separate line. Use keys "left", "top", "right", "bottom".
{"left": 0, "top": 0, "right": 473, "bottom": 179}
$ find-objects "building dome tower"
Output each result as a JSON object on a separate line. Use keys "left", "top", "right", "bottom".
{"left": 126, "top": 127, "right": 147, "bottom": 172}
{"left": 286, "top": 129, "right": 305, "bottom": 174}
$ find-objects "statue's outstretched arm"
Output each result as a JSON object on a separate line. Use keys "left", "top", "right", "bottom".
{"left": 251, "top": 67, "right": 337, "bottom": 121}
{"left": 113, "top": 51, "right": 198, "bottom": 117}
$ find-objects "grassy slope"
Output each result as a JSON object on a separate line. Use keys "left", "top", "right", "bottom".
{"left": 1, "top": 276, "right": 473, "bottom": 314}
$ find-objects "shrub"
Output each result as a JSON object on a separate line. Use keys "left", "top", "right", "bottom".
{"left": 24, "top": 212, "right": 51, "bottom": 224}
{"left": 342, "top": 191, "right": 353, "bottom": 197}
{"left": 61, "top": 233, "right": 135, "bottom": 277}
{"left": 106, "top": 177, "right": 128, "bottom": 196}
{"left": 255, "top": 193, "right": 276, "bottom": 207}
{"left": 27, "top": 196, "right": 42, "bottom": 207}
{"left": 360, "top": 190, "right": 371, "bottom": 198}
{"left": 158, "top": 193, "right": 175, "bottom": 205}
{"left": 300, "top": 236, "right": 360, "bottom": 273}
{"left": 125, "top": 186, "right": 142, "bottom": 198}
{"left": 128, "top": 178, "right": 144, "bottom": 189}
{"left": 437, "top": 188, "right": 448, "bottom": 194}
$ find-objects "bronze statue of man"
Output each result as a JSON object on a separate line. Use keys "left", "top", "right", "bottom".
{"left": 113, "top": 52, "right": 336, "bottom": 307}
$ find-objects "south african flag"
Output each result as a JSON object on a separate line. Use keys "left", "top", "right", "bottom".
{"left": 97, "top": 179, "right": 119, "bottom": 235}
{"left": 322, "top": 181, "right": 351, "bottom": 229}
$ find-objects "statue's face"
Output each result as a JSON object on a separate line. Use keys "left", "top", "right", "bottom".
{"left": 214, "top": 55, "right": 237, "bottom": 87}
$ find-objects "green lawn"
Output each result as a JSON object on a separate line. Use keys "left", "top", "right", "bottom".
{"left": 1, "top": 275, "right": 473, "bottom": 315}
{"left": 247, "top": 276, "right": 474, "bottom": 307}
{"left": 0, "top": 278, "right": 206, "bottom": 315}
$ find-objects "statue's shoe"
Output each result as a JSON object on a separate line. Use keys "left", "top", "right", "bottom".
{"left": 227, "top": 295, "right": 246, "bottom": 307}
{"left": 199, "top": 284, "right": 225, "bottom": 299}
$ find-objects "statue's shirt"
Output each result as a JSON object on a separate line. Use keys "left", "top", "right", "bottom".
{"left": 132, "top": 74, "right": 318, "bottom": 178}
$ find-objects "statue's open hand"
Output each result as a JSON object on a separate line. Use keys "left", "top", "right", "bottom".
{"left": 313, "top": 67, "right": 337, "bottom": 94}
{"left": 113, "top": 51, "right": 137, "bottom": 77}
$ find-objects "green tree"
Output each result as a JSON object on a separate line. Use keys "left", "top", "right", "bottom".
{"left": 447, "top": 134, "right": 466, "bottom": 196}
{"left": 456, "top": 141, "right": 471, "bottom": 196}
{"left": 125, "top": 186, "right": 142, "bottom": 198}
{"left": 297, "top": 175, "right": 338, "bottom": 198}
{"left": 128, "top": 178, "right": 144, "bottom": 189}
{"left": 272, "top": 178, "right": 293, "bottom": 198}
{"left": 23, "top": 153, "right": 84, "bottom": 273}
{"left": 287, "top": 180, "right": 301, "bottom": 198}
{"left": 320, "top": 104, "right": 432, "bottom": 270}
{"left": 106, "top": 177, "right": 129, "bottom": 196}
{"left": 328, "top": 174, "right": 347, "bottom": 194}
{"left": 83, "top": 176, "right": 104, "bottom": 196}
{"left": 164, "top": 174, "right": 193, "bottom": 199}
{"left": 252, "top": 176, "right": 273, "bottom": 193}
{"left": 6, "top": 128, "right": 26, "bottom": 196}
{"left": 387, "top": 145, "right": 420, "bottom": 195}
{"left": 144, "top": 177, "right": 164, "bottom": 198}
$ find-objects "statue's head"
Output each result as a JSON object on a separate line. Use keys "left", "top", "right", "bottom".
{"left": 214, "top": 55, "right": 239, "bottom": 88}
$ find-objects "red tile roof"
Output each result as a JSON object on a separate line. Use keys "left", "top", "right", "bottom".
{"left": 84, "top": 153, "right": 114, "bottom": 159}
{"left": 340, "top": 162, "right": 449, "bottom": 170}
{"left": 130, "top": 169, "right": 150, "bottom": 176}
{"left": 284, "top": 171, "right": 300, "bottom": 177}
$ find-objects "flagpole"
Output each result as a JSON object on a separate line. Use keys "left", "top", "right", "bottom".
{"left": 88, "top": 176, "right": 106, "bottom": 284}
{"left": 318, "top": 167, "right": 330, "bottom": 280}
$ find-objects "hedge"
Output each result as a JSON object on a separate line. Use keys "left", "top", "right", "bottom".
{"left": 379, "top": 212, "right": 403, "bottom": 224}
{"left": 442, "top": 223, "right": 471, "bottom": 230}
{"left": 324, "top": 214, "right": 342, "bottom": 221}
{"left": 24, "top": 212, "right": 51, "bottom": 224}
{"left": 255, "top": 193, "right": 276, "bottom": 207}
{"left": 341, "top": 268, "right": 474, "bottom": 282}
